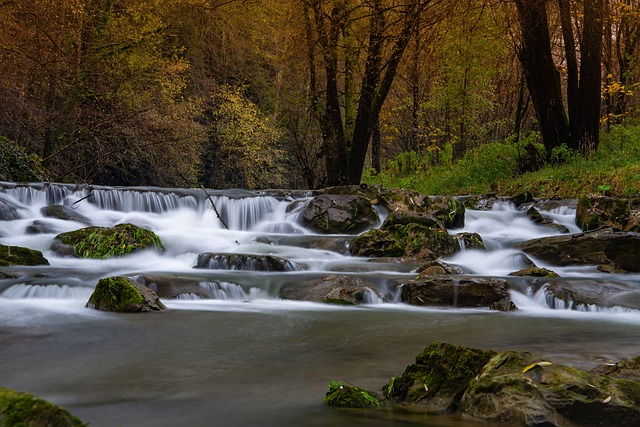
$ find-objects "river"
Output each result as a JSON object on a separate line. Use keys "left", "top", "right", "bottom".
{"left": 0, "top": 183, "right": 639, "bottom": 426}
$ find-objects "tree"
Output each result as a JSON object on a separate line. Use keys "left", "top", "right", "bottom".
{"left": 514, "top": 0, "right": 605, "bottom": 155}
{"left": 304, "top": 0, "right": 444, "bottom": 185}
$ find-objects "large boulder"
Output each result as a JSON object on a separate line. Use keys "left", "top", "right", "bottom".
{"left": 195, "top": 252, "right": 300, "bottom": 271}
{"left": 299, "top": 194, "right": 378, "bottom": 234}
{"left": 576, "top": 194, "right": 630, "bottom": 231}
{"left": 0, "top": 244, "right": 49, "bottom": 266}
{"left": 40, "top": 204, "right": 92, "bottom": 225}
{"left": 516, "top": 228, "right": 640, "bottom": 272}
{"left": 87, "top": 276, "right": 166, "bottom": 312}
{"left": 280, "top": 274, "right": 381, "bottom": 305}
{"left": 400, "top": 277, "right": 515, "bottom": 311}
{"left": 0, "top": 387, "right": 87, "bottom": 427}
{"left": 52, "top": 223, "right": 164, "bottom": 259}
{"left": 350, "top": 224, "right": 460, "bottom": 260}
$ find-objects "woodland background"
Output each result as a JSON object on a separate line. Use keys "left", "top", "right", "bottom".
{"left": 0, "top": 0, "right": 638, "bottom": 190}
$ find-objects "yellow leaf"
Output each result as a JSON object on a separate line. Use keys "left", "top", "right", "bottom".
{"left": 522, "top": 361, "right": 553, "bottom": 374}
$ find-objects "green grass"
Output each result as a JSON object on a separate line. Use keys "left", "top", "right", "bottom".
{"left": 363, "top": 124, "right": 640, "bottom": 198}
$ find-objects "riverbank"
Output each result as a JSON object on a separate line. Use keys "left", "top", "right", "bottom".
{"left": 364, "top": 124, "right": 640, "bottom": 198}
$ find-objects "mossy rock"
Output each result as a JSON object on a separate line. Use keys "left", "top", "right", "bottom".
{"left": 40, "top": 205, "right": 91, "bottom": 225}
{"left": 509, "top": 267, "right": 559, "bottom": 278}
{"left": 0, "top": 387, "right": 86, "bottom": 426}
{"left": 300, "top": 194, "right": 379, "bottom": 234}
{"left": 87, "top": 276, "right": 166, "bottom": 312}
{"left": 0, "top": 244, "right": 49, "bottom": 266}
{"left": 576, "top": 194, "right": 630, "bottom": 231}
{"left": 325, "top": 381, "right": 382, "bottom": 408}
{"left": 53, "top": 223, "right": 164, "bottom": 259}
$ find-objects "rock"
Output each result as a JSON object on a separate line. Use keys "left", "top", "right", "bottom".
{"left": 417, "top": 260, "right": 465, "bottom": 277}
{"left": 543, "top": 279, "right": 640, "bottom": 311}
{"left": 325, "top": 381, "right": 381, "bottom": 408}
{"left": 299, "top": 193, "right": 378, "bottom": 234}
{"left": 131, "top": 275, "right": 213, "bottom": 299}
{"left": 400, "top": 277, "right": 515, "bottom": 311}
{"left": 509, "top": 267, "right": 559, "bottom": 278}
{"left": 0, "top": 386, "right": 87, "bottom": 426}
{"left": 576, "top": 194, "right": 630, "bottom": 231}
{"left": 86, "top": 276, "right": 166, "bottom": 312}
{"left": 40, "top": 204, "right": 92, "bottom": 225}
{"left": 350, "top": 224, "right": 459, "bottom": 260}
{"left": 459, "top": 349, "right": 640, "bottom": 426}
{"left": 526, "top": 206, "right": 570, "bottom": 234}
{"left": 0, "top": 244, "right": 49, "bottom": 266}
{"left": 382, "top": 210, "right": 444, "bottom": 229}
{"left": 279, "top": 274, "right": 381, "bottom": 305}
{"left": 384, "top": 341, "right": 496, "bottom": 412}
{"left": 591, "top": 356, "right": 640, "bottom": 383}
{"left": 454, "top": 232, "right": 485, "bottom": 250}
{"left": 0, "top": 196, "right": 24, "bottom": 221}
{"left": 25, "top": 220, "right": 57, "bottom": 234}
{"left": 52, "top": 223, "right": 164, "bottom": 259}
{"left": 427, "top": 196, "right": 466, "bottom": 229}
{"left": 516, "top": 228, "right": 640, "bottom": 272}
{"left": 195, "top": 253, "right": 300, "bottom": 271}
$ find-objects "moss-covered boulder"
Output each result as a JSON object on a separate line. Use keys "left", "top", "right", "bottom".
{"left": 279, "top": 274, "right": 381, "bottom": 305}
{"left": 509, "top": 267, "right": 559, "bottom": 278}
{"left": 87, "top": 276, "right": 166, "bottom": 312}
{"left": 0, "top": 387, "right": 86, "bottom": 426}
{"left": 350, "top": 224, "right": 459, "bottom": 260}
{"left": 325, "top": 381, "right": 382, "bottom": 408}
{"left": 400, "top": 277, "right": 515, "bottom": 311}
{"left": 576, "top": 194, "right": 630, "bottom": 231}
{"left": 299, "top": 194, "right": 379, "bottom": 234}
{"left": 384, "top": 342, "right": 496, "bottom": 411}
{"left": 0, "top": 244, "right": 49, "bottom": 266}
{"left": 52, "top": 223, "right": 164, "bottom": 259}
{"left": 454, "top": 232, "right": 485, "bottom": 250}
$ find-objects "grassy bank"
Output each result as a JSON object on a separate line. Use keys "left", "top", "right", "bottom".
{"left": 363, "top": 124, "right": 640, "bottom": 198}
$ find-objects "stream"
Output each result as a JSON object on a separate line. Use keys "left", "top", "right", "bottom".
{"left": 0, "top": 182, "right": 639, "bottom": 426}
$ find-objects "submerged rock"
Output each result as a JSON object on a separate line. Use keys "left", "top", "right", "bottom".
{"left": 516, "top": 228, "right": 640, "bottom": 272}
{"left": 0, "top": 387, "right": 87, "bottom": 427}
{"left": 52, "top": 223, "right": 164, "bottom": 259}
{"left": 327, "top": 341, "right": 640, "bottom": 426}
{"left": 299, "top": 193, "right": 378, "bottom": 234}
{"left": 400, "top": 277, "right": 515, "bottom": 311}
{"left": 195, "top": 252, "right": 300, "bottom": 271}
{"left": 87, "top": 276, "right": 166, "bottom": 312}
{"left": 279, "top": 274, "right": 381, "bottom": 305}
{"left": 0, "top": 244, "right": 49, "bottom": 266}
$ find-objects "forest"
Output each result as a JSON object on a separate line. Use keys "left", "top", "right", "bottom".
{"left": 0, "top": 0, "right": 638, "bottom": 190}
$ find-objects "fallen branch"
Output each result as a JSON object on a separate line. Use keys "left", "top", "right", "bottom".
{"left": 201, "top": 187, "right": 229, "bottom": 230}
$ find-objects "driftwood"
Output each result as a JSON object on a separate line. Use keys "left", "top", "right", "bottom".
{"left": 201, "top": 187, "right": 230, "bottom": 230}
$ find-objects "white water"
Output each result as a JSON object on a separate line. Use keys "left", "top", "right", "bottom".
{"left": 1, "top": 183, "right": 640, "bottom": 427}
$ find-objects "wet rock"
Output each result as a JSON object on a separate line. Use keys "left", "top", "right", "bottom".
{"left": 87, "top": 276, "right": 166, "bottom": 312}
{"left": 0, "top": 386, "right": 87, "bottom": 426}
{"left": 417, "top": 260, "right": 465, "bottom": 277}
{"left": 195, "top": 253, "right": 300, "bottom": 271}
{"left": 325, "top": 381, "right": 381, "bottom": 408}
{"left": 25, "top": 220, "right": 56, "bottom": 234}
{"left": 576, "top": 194, "right": 630, "bottom": 231}
{"left": 526, "top": 206, "right": 570, "bottom": 234}
{"left": 516, "top": 228, "right": 640, "bottom": 272}
{"left": 279, "top": 274, "right": 381, "bottom": 305}
{"left": 299, "top": 194, "right": 378, "bottom": 234}
{"left": 384, "top": 341, "right": 496, "bottom": 411}
{"left": 400, "top": 277, "right": 515, "bottom": 311}
{"left": 544, "top": 279, "right": 640, "bottom": 311}
{"left": 350, "top": 224, "right": 459, "bottom": 260}
{"left": 0, "top": 244, "right": 49, "bottom": 266}
{"left": 131, "top": 274, "right": 212, "bottom": 299}
{"left": 0, "top": 196, "right": 24, "bottom": 221}
{"left": 509, "top": 267, "right": 559, "bottom": 278}
{"left": 454, "top": 232, "right": 485, "bottom": 250}
{"left": 40, "top": 204, "right": 92, "bottom": 225}
{"left": 52, "top": 223, "right": 164, "bottom": 259}
{"left": 591, "top": 356, "right": 640, "bottom": 383}
{"left": 382, "top": 210, "right": 443, "bottom": 229}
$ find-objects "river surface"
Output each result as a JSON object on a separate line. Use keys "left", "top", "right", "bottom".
{"left": 0, "top": 183, "right": 639, "bottom": 426}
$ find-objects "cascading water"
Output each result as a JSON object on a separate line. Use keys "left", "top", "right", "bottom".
{"left": 1, "top": 182, "right": 640, "bottom": 427}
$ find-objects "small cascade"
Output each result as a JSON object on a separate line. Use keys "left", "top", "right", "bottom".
{"left": 216, "top": 195, "right": 282, "bottom": 230}
{"left": 199, "top": 281, "right": 248, "bottom": 300}
{"left": 83, "top": 188, "right": 199, "bottom": 213}
{"left": 512, "top": 285, "right": 640, "bottom": 314}
{"left": 196, "top": 253, "right": 301, "bottom": 272}
{"left": 1, "top": 284, "right": 93, "bottom": 299}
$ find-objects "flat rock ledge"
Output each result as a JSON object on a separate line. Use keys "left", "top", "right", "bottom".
{"left": 325, "top": 341, "right": 640, "bottom": 427}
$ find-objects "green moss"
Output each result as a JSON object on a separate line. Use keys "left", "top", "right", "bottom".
{"left": 324, "top": 381, "right": 382, "bottom": 408}
{"left": 0, "top": 387, "right": 86, "bottom": 427}
{"left": 56, "top": 223, "right": 164, "bottom": 259}
{"left": 0, "top": 244, "right": 49, "bottom": 266}
{"left": 87, "top": 276, "right": 145, "bottom": 312}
